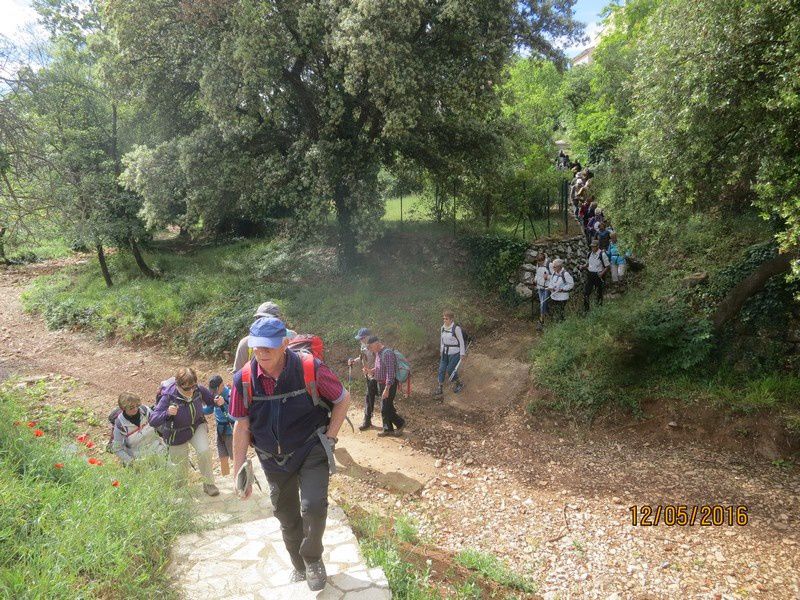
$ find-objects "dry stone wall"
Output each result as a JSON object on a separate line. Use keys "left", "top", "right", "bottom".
{"left": 514, "top": 235, "right": 589, "bottom": 299}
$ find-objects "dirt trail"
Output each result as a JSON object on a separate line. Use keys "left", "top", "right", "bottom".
{"left": 2, "top": 261, "right": 800, "bottom": 599}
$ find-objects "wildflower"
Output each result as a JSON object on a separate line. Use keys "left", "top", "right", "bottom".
{"left": 88, "top": 457, "right": 103, "bottom": 466}
{"left": 34, "top": 429, "right": 44, "bottom": 437}
{"left": 111, "top": 480, "right": 120, "bottom": 487}
{"left": 27, "top": 421, "right": 37, "bottom": 428}
{"left": 54, "top": 463, "right": 64, "bottom": 469}
{"left": 76, "top": 434, "right": 89, "bottom": 444}
{"left": 85, "top": 441, "right": 95, "bottom": 449}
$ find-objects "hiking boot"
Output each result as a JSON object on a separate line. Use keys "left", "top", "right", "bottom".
{"left": 376, "top": 429, "right": 394, "bottom": 437}
{"left": 290, "top": 568, "right": 306, "bottom": 583}
{"left": 395, "top": 418, "right": 406, "bottom": 433}
{"left": 203, "top": 483, "right": 220, "bottom": 497}
{"left": 358, "top": 421, "right": 372, "bottom": 431}
{"left": 453, "top": 381, "right": 464, "bottom": 394}
{"left": 535, "top": 321, "right": 544, "bottom": 332}
{"left": 305, "top": 560, "right": 327, "bottom": 591}
{"left": 433, "top": 385, "right": 443, "bottom": 397}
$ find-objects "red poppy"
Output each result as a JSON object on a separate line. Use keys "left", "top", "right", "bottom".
{"left": 54, "top": 463, "right": 64, "bottom": 469}
{"left": 111, "top": 480, "right": 120, "bottom": 487}
{"left": 33, "top": 429, "right": 44, "bottom": 437}
{"left": 76, "top": 434, "right": 89, "bottom": 444}
{"left": 88, "top": 457, "right": 103, "bottom": 466}
{"left": 85, "top": 441, "right": 95, "bottom": 449}
{"left": 27, "top": 421, "right": 37, "bottom": 428}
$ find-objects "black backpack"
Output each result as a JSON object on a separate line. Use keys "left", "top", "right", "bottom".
{"left": 442, "top": 323, "right": 472, "bottom": 349}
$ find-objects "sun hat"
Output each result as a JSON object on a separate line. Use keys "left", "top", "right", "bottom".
{"left": 248, "top": 317, "right": 288, "bottom": 349}
{"left": 254, "top": 301, "right": 281, "bottom": 318}
{"left": 355, "top": 327, "right": 372, "bottom": 340}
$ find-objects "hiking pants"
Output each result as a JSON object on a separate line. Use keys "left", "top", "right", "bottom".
{"left": 438, "top": 352, "right": 461, "bottom": 384}
{"left": 583, "top": 271, "right": 605, "bottom": 311}
{"left": 168, "top": 423, "right": 214, "bottom": 485}
{"left": 363, "top": 378, "right": 379, "bottom": 424}
{"left": 378, "top": 381, "right": 404, "bottom": 432}
{"left": 550, "top": 299, "right": 568, "bottom": 321}
{"left": 265, "top": 443, "right": 329, "bottom": 571}
{"left": 536, "top": 288, "right": 549, "bottom": 320}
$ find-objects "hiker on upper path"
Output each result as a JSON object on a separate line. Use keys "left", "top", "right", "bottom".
{"left": 230, "top": 317, "right": 350, "bottom": 592}
{"left": 150, "top": 368, "right": 219, "bottom": 496}
{"left": 435, "top": 310, "right": 466, "bottom": 398}
{"left": 348, "top": 327, "right": 378, "bottom": 431}
{"left": 534, "top": 253, "right": 551, "bottom": 331}
{"left": 546, "top": 259, "right": 574, "bottom": 322}
{"left": 366, "top": 335, "right": 406, "bottom": 437}
{"left": 232, "top": 301, "right": 297, "bottom": 372}
{"left": 608, "top": 232, "right": 627, "bottom": 283}
{"left": 584, "top": 239, "right": 611, "bottom": 312}
{"left": 111, "top": 392, "right": 166, "bottom": 465}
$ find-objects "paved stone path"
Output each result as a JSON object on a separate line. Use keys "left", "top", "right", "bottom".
{"left": 171, "top": 467, "right": 391, "bottom": 599}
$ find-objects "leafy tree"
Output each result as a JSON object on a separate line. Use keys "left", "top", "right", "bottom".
{"left": 109, "top": 0, "right": 581, "bottom": 268}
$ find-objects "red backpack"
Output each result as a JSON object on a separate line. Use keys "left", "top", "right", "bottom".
{"left": 286, "top": 334, "right": 324, "bottom": 360}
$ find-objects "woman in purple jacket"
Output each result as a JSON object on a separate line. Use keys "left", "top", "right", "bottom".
{"left": 150, "top": 367, "right": 219, "bottom": 496}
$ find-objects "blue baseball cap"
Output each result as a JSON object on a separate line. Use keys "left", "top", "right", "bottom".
{"left": 248, "top": 317, "right": 287, "bottom": 349}
{"left": 355, "top": 327, "right": 372, "bottom": 340}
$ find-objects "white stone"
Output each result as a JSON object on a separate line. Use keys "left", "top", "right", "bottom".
{"left": 330, "top": 572, "right": 372, "bottom": 592}
{"left": 346, "top": 588, "right": 392, "bottom": 600}
{"left": 329, "top": 543, "right": 361, "bottom": 564}
{"left": 229, "top": 541, "right": 266, "bottom": 561}
{"left": 324, "top": 527, "right": 357, "bottom": 545}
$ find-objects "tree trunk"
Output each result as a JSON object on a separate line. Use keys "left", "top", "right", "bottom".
{"left": 128, "top": 237, "right": 158, "bottom": 278}
{"left": 712, "top": 252, "right": 793, "bottom": 332}
{"left": 0, "top": 226, "right": 8, "bottom": 265}
{"left": 334, "top": 182, "right": 358, "bottom": 272}
{"left": 96, "top": 243, "right": 113, "bottom": 287}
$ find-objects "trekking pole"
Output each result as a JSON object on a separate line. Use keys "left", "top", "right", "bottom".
{"left": 347, "top": 364, "right": 352, "bottom": 395}
{"left": 448, "top": 342, "right": 471, "bottom": 382}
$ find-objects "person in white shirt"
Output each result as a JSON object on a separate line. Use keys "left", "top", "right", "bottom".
{"left": 533, "top": 253, "right": 550, "bottom": 331}
{"left": 584, "top": 239, "right": 610, "bottom": 311}
{"left": 546, "top": 259, "right": 574, "bottom": 321}
{"left": 435, "top": 310, "right": 466, "bottom": 397}
{"left": 112, "top": 393, "right": 166, "bottom": 465}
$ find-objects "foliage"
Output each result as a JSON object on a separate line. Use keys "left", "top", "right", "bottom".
{"left": 454, "top": 549, "right": 537, "bottom": 594}
{"left": 459, "top": 234, "right": 528, "bottom": 302}
{"left": 0, "top": 382, "right": 192, "bottom": 599}
{"left": 109, "top": 0, "right": 581, "bottom": 268}
{"left": 23, "top": 230, "right": 483, "bottom": 357}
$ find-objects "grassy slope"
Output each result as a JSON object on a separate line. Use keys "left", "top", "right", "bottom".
{"left": 22, "top": 225, "right": 493, "bottom": 363}
{"left": 0, "top": 381, "right": 192, "bottom": 599}
{"left": 529, "top": 211, "right": 800, "bottom": 426}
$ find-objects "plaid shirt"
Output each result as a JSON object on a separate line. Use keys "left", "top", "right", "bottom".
{"left": 373, "top": 347, "right": 397, "bottom": 387}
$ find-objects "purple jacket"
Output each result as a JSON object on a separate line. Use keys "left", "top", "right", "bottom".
{"left": 149, "top": 381, "right": 214, "bottom": 446}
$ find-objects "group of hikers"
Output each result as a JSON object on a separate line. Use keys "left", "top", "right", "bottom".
{"left": 105, "top": 301, "right": 469, "bottom": 592}
{"left": 531, "top": 161, "right": 628, "bottom": 331}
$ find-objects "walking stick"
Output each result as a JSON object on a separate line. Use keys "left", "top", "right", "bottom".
{"left": 448, "top": 342, "right": 471, "bottom": 382}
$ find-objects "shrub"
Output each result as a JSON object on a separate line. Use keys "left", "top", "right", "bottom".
{"left": 459, "top": 234, "right": 528, "bottom": 302}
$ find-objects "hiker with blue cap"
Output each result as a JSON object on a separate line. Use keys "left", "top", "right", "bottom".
{"left": 229, "top": 317, "right": 350, "bottom": 592}
{"left": 348, "top": 327, "right": 378, "bottom": 431}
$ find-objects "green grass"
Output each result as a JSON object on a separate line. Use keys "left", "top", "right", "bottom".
{"left": 383, "top": 194, "right": 428, "bottom": 222}
{"left": 0, "top": 381, "right": 193, "bottom": 599}
{"left": 454, "top": 549, "right": 537, "bottom": 594}
{"left": 22, "top": 229, "right": 487, "bottom": 361}
{"left": 7, "top": 236, "right": 75, "bottom": 263}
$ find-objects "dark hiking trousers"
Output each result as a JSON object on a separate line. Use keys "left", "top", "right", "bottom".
{"left": 550, "top": 299, "right": 568, "bottom": 321}
{"left": 378, "top": 381, "right": 404, "bottom": 432}
{"left": 265, "top": 443, "right": 330, "bottom": 571}
{"left": 363, "top": 378, "right": 379, "bottom": 425}
{"left": 583, "top": 271, "right": 605, "bottom": 311}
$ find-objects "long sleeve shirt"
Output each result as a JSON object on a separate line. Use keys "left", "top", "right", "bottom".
{"left": 373, "top": 347, "right": 397, "bottom": 387}
{"left": 440, "top": 325, "right": 466, "bottom": 356}
{"left": 547, "top": 269, "right": 575, "bottom": 301}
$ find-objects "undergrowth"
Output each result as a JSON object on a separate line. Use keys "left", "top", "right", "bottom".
{"left": 0, "top": 381, "right": 192, "bottom": 599}
{"left": 22, "top": 228, "right": 485, "bottom": 359}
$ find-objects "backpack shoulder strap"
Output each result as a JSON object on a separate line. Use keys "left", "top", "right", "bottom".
{"left": 300, "top": 353, "right": 323, "bottom": 409}
{"left": 241, "top": 362, "right": 253, "bottom": 411}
